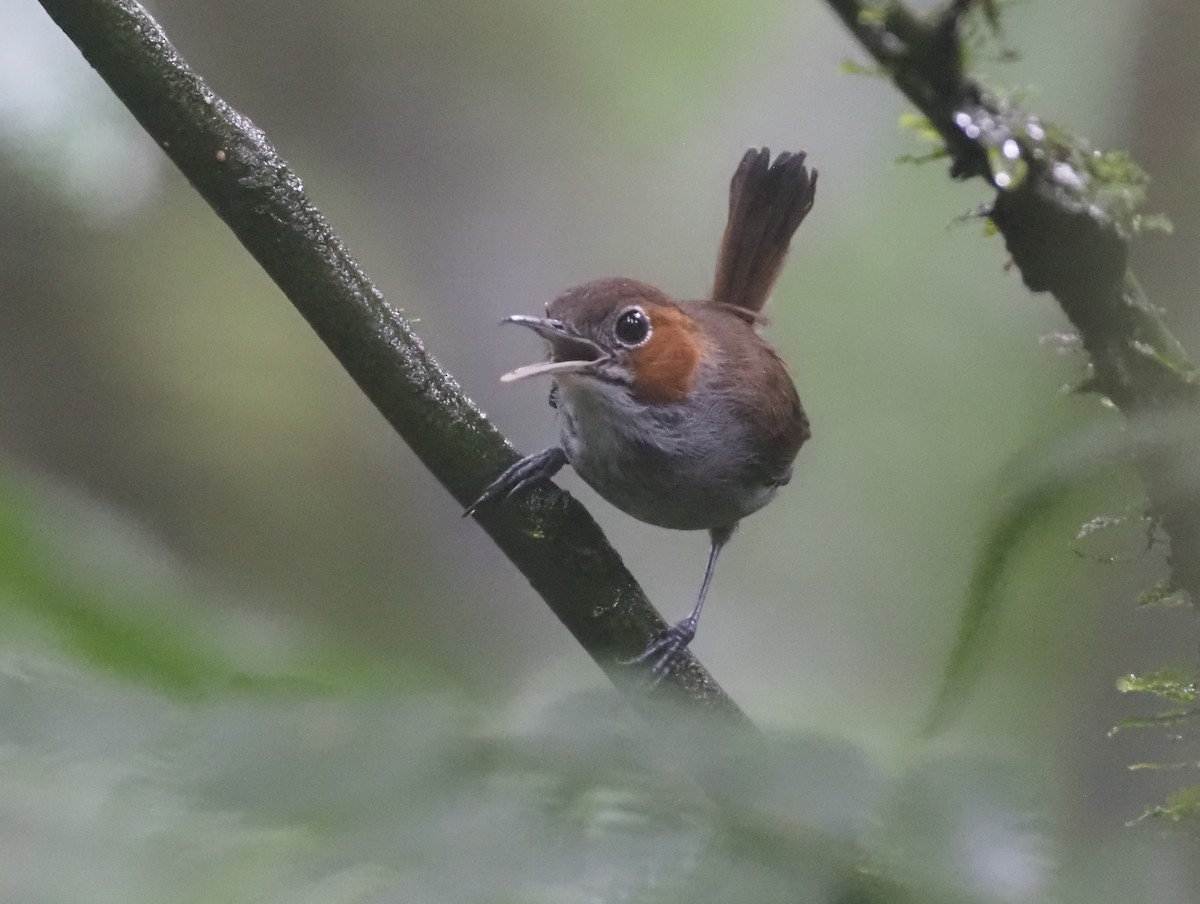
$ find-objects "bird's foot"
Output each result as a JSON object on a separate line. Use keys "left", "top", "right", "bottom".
{"left": 624, "top": 615, "right": 698, "bottom": 681}
{"left": 463, "top": 447, "right": 567, "bottom": 517}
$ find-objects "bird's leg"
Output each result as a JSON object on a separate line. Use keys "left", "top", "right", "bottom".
{"left": 463, "top": 447, "right": 567, "bottom": 517}
{"left": 627, "top": 524, "right": 734, "bottom": 678}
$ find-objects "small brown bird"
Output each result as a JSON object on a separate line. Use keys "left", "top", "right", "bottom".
{"left": 467, "top": 148, "right": 817, "bottom": 674}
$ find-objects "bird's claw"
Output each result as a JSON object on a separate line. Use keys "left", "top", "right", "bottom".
{"left": 624, "top": 617, "right": 698, "bottom": 682}
{"left": 463, "top": 447, "right": 567, "bottom": 517}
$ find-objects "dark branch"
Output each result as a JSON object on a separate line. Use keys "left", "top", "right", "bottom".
{"left": 36, "top": 0, "right": 746, "bottom": 720}
{"left": 826, "top": 0, "right": 1200, "bottom": 600}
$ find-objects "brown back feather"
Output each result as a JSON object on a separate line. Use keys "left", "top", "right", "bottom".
{"left": 711, "top": 148, "right": 817, "bottom": 313}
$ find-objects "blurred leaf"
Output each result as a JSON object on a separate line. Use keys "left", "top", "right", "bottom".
{"left": 1116, "top": 668, "right": 1198, "bottom": 704}
{"left": 1110, "top": 709, "right": 1200, "bottom": 734}
{"left": 895, "top": 149, "right": 950, "bottom": 166}
{"left": 1135, "top": 580, "right": 1190, "bottom": 607}
{"left": 1112, "top": 668, "right": 1199, "bottom": 737}
{"left": 896, "top": 111, "right": 949, "bottom": 167}
{"left": 1133, "top": 784, "right": 1200, "bottom": 831}
{"left": 841, "top": 59, "right": 886, "bottom": 78}
{"left": 0, "top": 471, "right": 1034, "bottom": 899}
{"left": 924, "top": 419, "right": 1138, "bottom": 733}
{"left": 856, "top": 4, "right": 888, "bottom": 26}
{"left": 876, "top": 755, "right": 1053, "bottom": 904}
{"left": 928, "top": 406, "right": 1200, "bottom": 732}
{"left": 0, "top": 484, "right": 228, "bottom": 694}
{"left": 1131, "top": 212, "right": 1174, "bottom": 236}
{"left": 0, "top": 664, "right": 991, "bottom": 904}
{"left": 898, "top": 111, "right": 944, "bottom": 146}
{"left": 0, "top": 478, "right": 1170, "bottom": 901}
{"left": 923, "top": 468, "right": 1073, "bottom": 734}
{"left": 0, "top": 467, "right": 416, "bottom": 698}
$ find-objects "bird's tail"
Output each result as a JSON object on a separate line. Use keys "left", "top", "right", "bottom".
{"left": 711, "top": 148, "right": 817, "bottom": 314}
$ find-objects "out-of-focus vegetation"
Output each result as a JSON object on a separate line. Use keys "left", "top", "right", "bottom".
{"left": 2, "top": 0, "right": 1199, "bottom": 900}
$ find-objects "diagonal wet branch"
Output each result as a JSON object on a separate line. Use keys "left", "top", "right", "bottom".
{"left": 826, "top": 0, "right": 1200, "bottom": 601}
{"left": 36, "top": 0, "right": 745, "bottom": 720}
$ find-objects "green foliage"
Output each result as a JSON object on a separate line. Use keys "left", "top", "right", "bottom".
{"left": 958, "top": 0, "right": 1019, "bottom": 65}
{"left": 1079, "top": 149, "right": 1169, "bottom": 237}
{"left": 1000, "top": 119, "right": 1174, "bottom": 238}
{"left": 0, "top": 656, "right": 1058, "bottom": 903}
{"left": 927, "top": 410, "right": 1197, "bottom": 733}
{"left": 924, "top": 422, "right": 1127, "bottom": 733}
{"left": 0, "top": 482, "right": 231, "bottom": 695}
{"left": 985, "top": 140, "right": 1028, "bottom": 190}
{"left": 0, "top": 468, "right": 411, "bottom": 699}
{"left": 841, "top": 59, "right": 888, "bottom": 78}
{"left": 897, "top": 111, "right": 942, "bottom": 145}
{"left": 1116, "top": 668, "right": 1197, "bottom": 705}
{"left": 0, "top": 462, "right": 1078, "bottom": 901}
{"left": 924, "top": 403, "right": 1200, "bottom": 827}
{"left": 877, "top": 12, "right": 1196, "bottom": 830}
{"left": 895, "top": 112, "right": 949, "bottom": 165}
{"left": 924, "top": 483, "right": 1067, "bottom": 733}
{"left": 1135, "top": 785, "right": 1200, "bottom": 827}
{"left": 1112, "top": 666, "right": 1200, "bottom": 771}
{"left": 876, "top": 0, "right": 1173, "bottom": 241}
{"left": 1136, "top": 580, "right": 1190, "bottom": 608}
{"left": 855, "top": 3, "right": 889, "bottom": 27}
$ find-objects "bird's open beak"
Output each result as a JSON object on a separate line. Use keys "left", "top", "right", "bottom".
{"left": 499, "top": 315, "right": 608, "bottom": 383}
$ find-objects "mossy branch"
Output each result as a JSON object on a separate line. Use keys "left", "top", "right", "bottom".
{"left": 35, "top": 0, "right": 746, "bottom": 720}
{"left": 826, "top": 0, "right": 1200, "bottom": 602}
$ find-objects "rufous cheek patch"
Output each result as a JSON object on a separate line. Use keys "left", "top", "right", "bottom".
{"left": 628, "top": 306, "right": 704, "bottom": 404}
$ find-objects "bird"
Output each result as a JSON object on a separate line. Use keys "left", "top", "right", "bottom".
{"left": 465, "top": 148, "right": 816, "bottom": 675}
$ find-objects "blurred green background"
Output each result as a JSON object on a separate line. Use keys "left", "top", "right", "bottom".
{"left": 2, "top": 0, "right": 1199, "bottom": 900}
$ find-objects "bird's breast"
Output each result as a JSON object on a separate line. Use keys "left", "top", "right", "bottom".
{"left": 552, "top": 374, "right": 789, "bottom": 531}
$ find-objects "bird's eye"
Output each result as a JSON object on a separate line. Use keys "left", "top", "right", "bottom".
{"left": 614, "top": 308, "right": 651, "bottom": 347}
